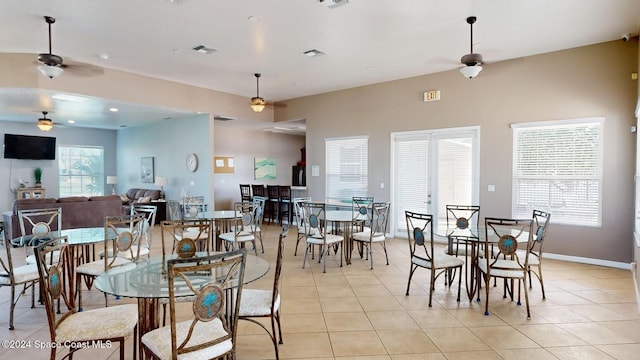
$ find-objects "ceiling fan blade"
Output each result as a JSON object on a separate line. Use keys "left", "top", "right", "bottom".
{"left": 62, "top": 60, "right": 105, "bottom": 77}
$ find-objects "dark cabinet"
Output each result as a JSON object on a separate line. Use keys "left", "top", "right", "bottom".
{"left": 292, "top": 165, "right": 306, "bottom": 186}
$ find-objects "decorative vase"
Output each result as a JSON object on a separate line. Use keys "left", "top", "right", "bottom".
{"left": 35, "top": 182, "right": 42, "bottom": 188}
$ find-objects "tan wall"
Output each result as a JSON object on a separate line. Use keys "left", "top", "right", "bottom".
{"left": 277, "top": 40, "right": 639, "bottom": 264}
{"left": 213, "top": 126, "right": 305, "bottom": 209}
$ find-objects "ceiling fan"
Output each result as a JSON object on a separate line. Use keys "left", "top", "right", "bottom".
{"left": 37, "top": 111, "right": 55, "bottom": 131}
{"left": 37, "top": 16, "right": 104, "bottom": 79}
{"left": 459, "top": 16, "right": 483, "bottom": 79}
{"left": 250, "top": 73, "right": 286, "bottom": 113}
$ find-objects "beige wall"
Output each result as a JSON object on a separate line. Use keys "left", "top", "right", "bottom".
{"left": 213, "top": 125, "right": 305, "bottom": 209}
{"left": 277, "top": 40, "right": 639, "bottom": 264}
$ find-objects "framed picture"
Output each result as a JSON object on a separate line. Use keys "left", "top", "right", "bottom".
{"left": 141, "top": 157, "right": 154, "bottom": 183}
{"left": 255, "top": 157, "right": 276, "bottom": 180}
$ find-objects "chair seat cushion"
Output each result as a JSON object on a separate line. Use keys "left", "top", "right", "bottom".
{"left": 516, "top": 250, "right": 540, "bottom": 265}
{"left": 443, "top": 247, "right": 485, "bottom": 258}
{"left": 219, "top": 232, "right": 255, "bottom": 243}
{"left": 0, "top": 264, "right": 39, "bottom": 285}
{"left": 239, "top": 289, "right": 280, "bottom": 317}
{"left": 26, "top": 250, "right": 61, "bottom": 265}
{"left": 76, "top": 257, "right": 131, "bottom": 276}
{"left": 141, "top": 318, "right": 232, "bottom": 360}
{"left": 478, "top": 260, "right": 525, "bottom": 279}
{"left": 307, "top": 233, "right": 343, "bottom": 245}
{"left": 411, "top": 253, "right": 464, "bottom": 270}
{"left": 56, "top": 303, "right": 138, "bottom": 342}
{"left": 352, "top": 231, "right": 386, "bottom": 243}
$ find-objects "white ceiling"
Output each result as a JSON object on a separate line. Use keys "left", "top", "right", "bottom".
{"left": 1, "top": 0, "right": 639, "bottom": 130}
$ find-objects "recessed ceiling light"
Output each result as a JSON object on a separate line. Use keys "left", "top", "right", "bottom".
{"left": 192, "top": 45, "right": 217, "bottom": 54}
{"left": 248, "top": 15, "right": 262, "bottom": 22}
{"left": 98, "top": 53, "right": 109, "bottom": 60}
{"left": 67, "top": 120, "right": 75, "bottom": 124}
{"left": 109, "top": 107, "right": 119, "bottom": 112}
{"left": 303, "top": 49, "right": 325, "bottom": 57}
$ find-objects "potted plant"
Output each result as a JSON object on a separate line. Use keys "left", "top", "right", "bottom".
{"left": 34, "top": 167, "right": 42, "bottom": 187}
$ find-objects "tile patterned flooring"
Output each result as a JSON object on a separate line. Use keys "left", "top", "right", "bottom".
{"left": 1, "top": 224, "right": 639, "bottom": 359}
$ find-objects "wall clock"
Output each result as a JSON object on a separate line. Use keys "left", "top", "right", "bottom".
{"left": 186, "top": 153, "right": 199, "bottom": 172}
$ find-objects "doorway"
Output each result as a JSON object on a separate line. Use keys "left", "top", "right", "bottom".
{"left": 391, "top": 126, "right": 480, "bottom": 237}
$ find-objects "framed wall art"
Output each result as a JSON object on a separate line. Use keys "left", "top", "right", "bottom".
{"left": 141, "top": 156, "right": 154, "bottom": 183}
{"left": 254, "top": 157, "right": 276, "bottom": 180}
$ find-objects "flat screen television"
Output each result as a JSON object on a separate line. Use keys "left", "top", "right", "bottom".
{"left": 3, "top": 133, "right": 56, "bottom": 160}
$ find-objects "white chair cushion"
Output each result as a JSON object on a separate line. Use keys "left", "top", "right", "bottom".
{"left": 352, "top": 230, "right": 386, "bottom": 243}
{"left": 0, "top": 264, "right": 39, "bottom": 285}
{"left": 516, "top": 250, "right": 540, "bottom": 266}
{"left": 183, "top": 228, "right": 209, "bottom": 240}
{"left": 239, "top": 289, "right": 280, "bottom": 317}
{"left": 411, "top": 253, "right": 464, "bottom": 270}
{"left": 26, "top": 250, "right": 61, "bottom": 265}
{"left": 142, "top": 318, "right": 232, "bottom": 360}
{"left": 478, "top": 260, "right": 525, "bottom": 279}
{"left": 219, "top": 232, "right": 255, "bottom": 243}
{"left": 76, "top": 257, "right": 131, "bottom": 276}
{"left": 56, "top": 303, "right": 138, "bottom": 342}
{"left": 306, "top": 233, "right": 343, "bottom": 245}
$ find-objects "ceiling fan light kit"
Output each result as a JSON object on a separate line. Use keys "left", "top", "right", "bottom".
{"left": 37, "top": 111, "right": 54, "bottom": 131}
{"left": 251, "top": 97, "right": 266, "bottom": 113}
{"left": 460, "top": 16, "right": 484, "bottom": 79}
{"left": 460, "top": 65, "right": 482, "bottom": 78}
{"left": 251, "top": 73, "right": 266, "bottom": 113}
{"left": 37, "top": 64, "right": 64, "bottom": 78}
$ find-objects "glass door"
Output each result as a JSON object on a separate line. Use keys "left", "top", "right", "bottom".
{"left": 391, "top": 127, "right": 479, "bottom": 237}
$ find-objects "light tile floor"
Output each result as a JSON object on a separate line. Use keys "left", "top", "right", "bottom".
{"left": 1, "top": 224, "right": 639, "bottom": 359}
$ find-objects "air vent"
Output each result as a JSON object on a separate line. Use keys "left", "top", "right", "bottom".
{"left": 192, "top": 45, "right": 217, "bottom": 54}
{"left": 303, "top": 49, "right": 325, "bottom": 57}
{"left": 214, "top": 115, "right": 235, "bottom": 121}
{"left": 318, "top": 0, "right": 349, "bottom": 9}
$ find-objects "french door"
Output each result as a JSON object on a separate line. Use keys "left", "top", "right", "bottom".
{"left": 391, "top": 126, "right": 480, "bottom": 237}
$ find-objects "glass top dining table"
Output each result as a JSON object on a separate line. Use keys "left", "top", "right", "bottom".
{"left": 94, "top": 251, "right": 269, "bottom": 299}
{"left": 10, "top": 227, "right": 117, "bottom": 247}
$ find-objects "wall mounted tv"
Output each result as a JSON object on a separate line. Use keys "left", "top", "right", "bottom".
{"left": 3, "top": 133, "right": 56, "bottom": 160}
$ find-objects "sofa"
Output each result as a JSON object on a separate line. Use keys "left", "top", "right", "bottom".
{"left": 120, "top": 188, "right": 161, "bottom": 205}
{"left": 120, "top": 188, "right": 164, "bottom": 223}
{"left": 2, "top": 195, "right": 124, "bottom": 240}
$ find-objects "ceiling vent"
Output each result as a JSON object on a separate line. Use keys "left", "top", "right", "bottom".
{"left": 214, "top": 115, "right": 235, "bottom": 121}
{"left": 318, "top": 0, "right": 349, "bottom": 9}
{"left": 192, "top": 45, "right": 217, "bottom": 54}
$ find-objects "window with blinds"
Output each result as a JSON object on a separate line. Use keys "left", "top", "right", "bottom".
{"left": 58, "top": 146, "right": 105, "bottom": 197}
{"left": 325, "top": 136, "right": 368, "bottom": 202}
{"left": 512, "top": 118, "right": 603, "bottom": 226}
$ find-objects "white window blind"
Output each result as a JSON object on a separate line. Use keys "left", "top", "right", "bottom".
{"left": 59, "top": 146, "right": 105, "bottom": 197}
{"left": 512, "top": 118, "right": 603, "bottom": 226}
{"left": 394, "top": 136, "right": 429, "bottom": 232}
{"left": 325, "top": 136, "right": 368, "bottom": 202}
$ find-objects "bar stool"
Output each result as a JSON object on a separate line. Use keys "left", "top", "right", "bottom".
{"left": 266, "top": 185, "right": 280, "bottom": 224}
{"left": 240, "top": 184, "right": 252, "bottom": 202}
{"left": 278, "top": 185, "right": 292, "bottom": 225}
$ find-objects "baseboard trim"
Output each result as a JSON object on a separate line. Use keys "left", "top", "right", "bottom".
{"left": 431, "top": 236, "right": 631, "bottom": 270}
{"left": 544, "top": 252, "right": 631, "bottom": 270}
